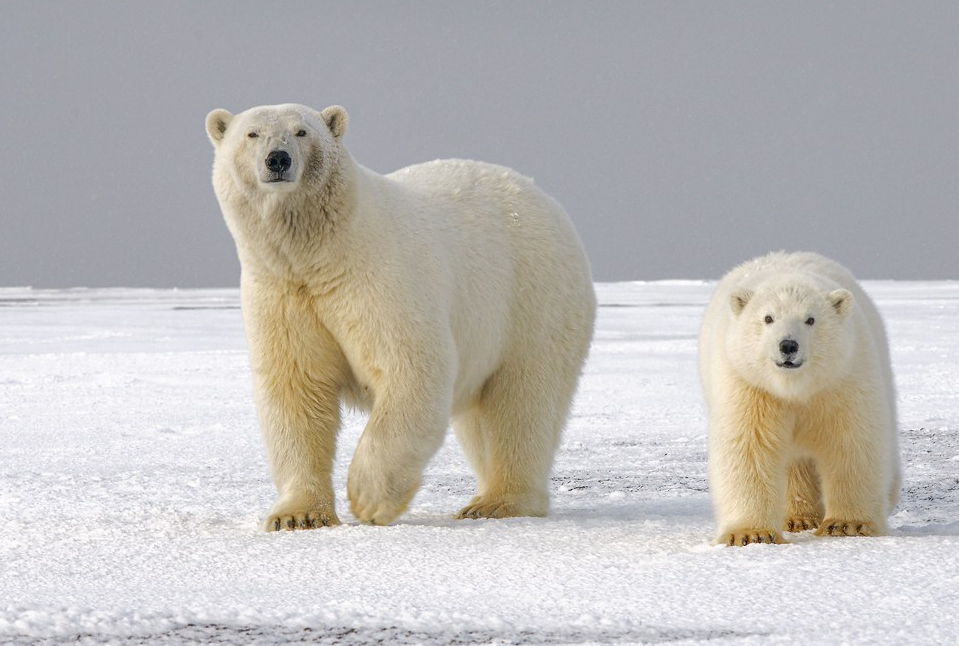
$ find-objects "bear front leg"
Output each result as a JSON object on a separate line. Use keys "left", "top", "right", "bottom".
{"left": 347, "top": 377, "right": 453, "bottom": 525}
{"left": 243, "top": 283, "right": 348, "bottom": 531}
{"left": 254, "top": 368, "right": 343, "bottom": 531}
{"left": 708, "top": 395, "right": 792, "bottom": 546}
{"left": 812, "top": 410, "right": 892, "bottom": 538}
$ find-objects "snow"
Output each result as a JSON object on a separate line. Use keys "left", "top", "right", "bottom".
{"left": 1, "top": 282, "right": 957, "bottom": 645}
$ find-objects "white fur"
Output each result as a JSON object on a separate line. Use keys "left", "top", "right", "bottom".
{"left": 205, "top": 103, "right": 596, "bottom": 530}
{"left": 699, "top": 251, "right": 900, "bottom": 545}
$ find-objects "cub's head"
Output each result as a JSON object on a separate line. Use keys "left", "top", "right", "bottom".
{"left": 724, "top": 277, "right": 855, "bottom": 400}
{"left": 205, "top": 103, "right": 348, "bottom": 197}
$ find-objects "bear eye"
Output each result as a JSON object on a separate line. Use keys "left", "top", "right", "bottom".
{"left": 247, "top": 132, "right": 259, "bottom": 139}
{"left": 295, "top": 129, "right": 307, "bottom": 137}
{"left": 764, "top": 315, "right": 774, "bottom": 324}
{"left": 805, "top": 317, "right": 815, "bottom": 326}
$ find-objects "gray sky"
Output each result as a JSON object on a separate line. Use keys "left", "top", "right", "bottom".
{"left": 2, "top": 1, "right": 958, "bottom": 287}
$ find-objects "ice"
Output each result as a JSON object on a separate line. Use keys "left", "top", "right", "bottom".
{"left": 1, "top": 282, "right": 957, "bottom": 645}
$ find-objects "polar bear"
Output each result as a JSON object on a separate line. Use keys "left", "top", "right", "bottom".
{"left": 699, "top": 251, "right": 900, "bottom": 546}
{"left": 205, "top": 103, "right": 596, "bottom": 530}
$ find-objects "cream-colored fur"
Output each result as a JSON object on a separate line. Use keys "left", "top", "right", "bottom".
{"left": 699, "top": 251, "right": 900, "bottom": 545}
{"left": 205, "top": 103, "right": 596, "bottom": 530}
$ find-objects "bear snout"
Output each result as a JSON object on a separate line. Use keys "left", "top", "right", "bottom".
{"left": 777, "top": 338, "right": 803, "bottom": 368}
{"left": 265, "top": 150, "right": 292, "bottom": 179}
{"left": 779, "top": 339, "right": 799, "bottom": 356}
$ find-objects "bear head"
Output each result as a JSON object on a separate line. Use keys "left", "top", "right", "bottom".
{"left": 205, "top": 103, "right": 349, "bottom": 199}
{"left": 724, "top": 276, "right": 855, "bottom": 401}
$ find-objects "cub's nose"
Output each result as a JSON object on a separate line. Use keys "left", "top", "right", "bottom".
{"left": 265, "top": 150, "right": 292, "bottom": 173}
{"left": 779, "top": 339, "right": 799, "bottom": 355}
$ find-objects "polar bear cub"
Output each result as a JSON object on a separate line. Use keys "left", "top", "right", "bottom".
{"left": 699, "top": 251, "right": 900, "bottom": 545}
{"left": 205, "top": 103, "right": 596, "bottom": 530}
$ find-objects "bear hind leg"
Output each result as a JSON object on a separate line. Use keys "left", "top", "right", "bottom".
{"left": 455, "top": 361, "right": 571, "bottom": 520}
{"left": 784, "top": 457, "right": 824, "bottom": 532}
{"left": 452, "top": 406, "right": 489, "bottom": 497}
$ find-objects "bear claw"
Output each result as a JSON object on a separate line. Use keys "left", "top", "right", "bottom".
{"left": 815, "top": 519, "right": 878, "bottom": 537}
{"left": 455, "top": 495, "right": 546, "bottom": 520}
{"left": 785, "top": 517, "right": 821, "bottom": 532}
{"left": 264, "top": 510, "right": 339, "bottom": 532}
{"left": 717, "top": 529, "right": 785, "bottom": 546}
{"left": 457, "top": 503, "right": 510, "bottom": 519}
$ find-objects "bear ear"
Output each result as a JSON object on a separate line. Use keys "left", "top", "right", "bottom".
{"left": 729, "top": 289, "right": 752, "bottom": 316}
{"left": 206, "top": 109, "right": 234, "bottom": 146}
{"left": 829, "top": 288, "right": 854, "bottom": 316}
{"left": 320, "top": 105, "right": 348, "bottom": 140}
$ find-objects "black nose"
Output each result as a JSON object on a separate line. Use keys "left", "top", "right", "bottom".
{"left": 265, "top": 150, "right": 292, "bottom": 173}
{"left": 779, "top": 339, "right": 799, "bottom": 355}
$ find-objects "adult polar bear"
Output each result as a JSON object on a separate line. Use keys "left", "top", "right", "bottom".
{"left": 699, "top": 251, "right": 899, "bottom": 546}
{"left": 206, "top": 103, "right": 596, "bottom": 530}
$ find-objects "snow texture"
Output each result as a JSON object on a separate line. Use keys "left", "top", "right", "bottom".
{"left": 1, "top": 283, "right": 957, "bottom": 646}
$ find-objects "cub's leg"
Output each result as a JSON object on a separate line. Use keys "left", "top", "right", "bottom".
{"left": 709, "top": 387, "right": 793, "bottom": 545}
{"left": 812, "top": 408, "right": 891, "bottom": 537}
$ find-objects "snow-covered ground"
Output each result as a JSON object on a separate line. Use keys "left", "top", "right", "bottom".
{"left": 1, "top": 282, "right": 957, "bottom": 646}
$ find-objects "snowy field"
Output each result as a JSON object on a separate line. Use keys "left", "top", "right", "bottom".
{"left": 1, "top": 282, "right": 958, "bottom": 646}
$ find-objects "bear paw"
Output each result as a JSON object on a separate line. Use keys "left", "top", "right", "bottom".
{"left": 784, "top": 516, "right": 821, "bottom": 533}
{"left": 455, "top": 493, "right": 547, "bottom": 520}
{"left": 264, "top": 509, "right": 340, "bottom": 532}
{"left": 346, "top": 464, "right": 419, "bottom": 526}
{"left": 717, "top": 528, "right": 786, "bottom": 546}
{"left": 815, "top": 519, "right": 880, "bottom": 537}
{"left": 347, "top": 492, "right": 413, "bottom": 526}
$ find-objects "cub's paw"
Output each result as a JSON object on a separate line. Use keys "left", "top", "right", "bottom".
{"left": 717, "top": 528, "right": 785, "bottom": 546}
{"left": 784, "top": 516, "right": 821, "bottom": 533}
{"left": 264, "top": 509, "right": 340, "bottom": 532}
{"left": 456, "top": 494, "right": 547, "bottom": 520}
{"left": 815, "top": 519, "right": 881, "bottom": 537}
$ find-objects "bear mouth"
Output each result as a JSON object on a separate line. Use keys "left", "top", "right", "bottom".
{"left": 776, "top": 360, "right": 803, "bottom": 370}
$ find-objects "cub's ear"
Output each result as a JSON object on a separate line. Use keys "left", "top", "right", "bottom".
{"left": 320, "top": 105, "right": 348, "bottom": 140}
{"left": 829, "top": 289, "right": 854, "bottom": 316}
{"left": 729, "top": 289, "right": 752, "bottom": 316}
{"left": 206, "top": 109, "right": 234, "bottom": 146}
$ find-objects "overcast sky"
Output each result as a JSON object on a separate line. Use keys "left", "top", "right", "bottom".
{"left": 2, "top": 1, "right": 958, "bottom": 287}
